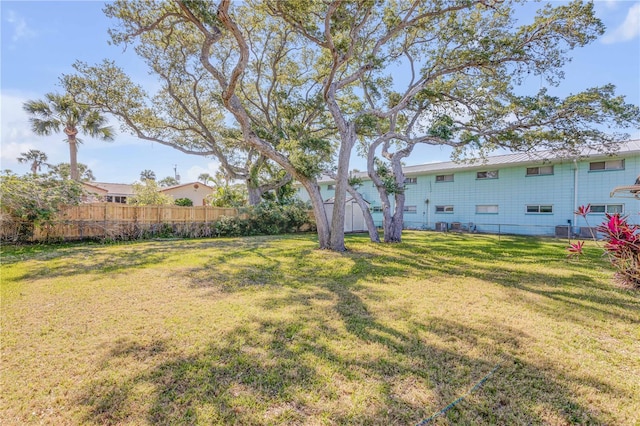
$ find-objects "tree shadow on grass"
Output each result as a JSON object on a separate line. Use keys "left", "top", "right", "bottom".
{"left": 317, "top": 279, "right": 622, "bottom": 424}
{"left": 77, "top": 278, "right": 623, "bottom": 424}
{"left": 9, "top": 237, "right": 286, "bottom": 282}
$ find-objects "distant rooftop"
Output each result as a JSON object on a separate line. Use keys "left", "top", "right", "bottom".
{"left": 84, "top": 181, "right": 213, "bottom": 195}
{"left": 87, "top": 182, "right": 134, "bottom": 195}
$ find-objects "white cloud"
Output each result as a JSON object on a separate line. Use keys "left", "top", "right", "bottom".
{"left": 602, "top": 3, "right": 640, "bottom": 44}
{"left": 0, "top": 91, "right": 69, "bottom": 171}
{"left": 599, "top": 0, "right": 620, "bottom": 10}
{"left": 1, "top": 142, "right": 36, "bottom": 164}
{"left": 5, "top": 10, "right": 37, "bottom": 42}
{"left": 184, "top": 161, "right": 221, "bottom": 182}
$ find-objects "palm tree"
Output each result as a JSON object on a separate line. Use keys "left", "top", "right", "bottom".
{"left": 158, "top": 176, "right": 179, "bottom": 187}
{"left": 17, "top": 149, "right": 48, "bottom": 175}
{"left": 197, "top": 173, "right": 213, "bottom": 185}
{"left": 23, "top": 93, "right": 114, "bottom": 181}
{"left": 140, "top": 169, "right": 156, "bottom": 181}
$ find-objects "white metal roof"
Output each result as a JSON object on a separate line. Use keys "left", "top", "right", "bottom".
{"left": 401, "top": 139, "right": 640, "bottom": 176}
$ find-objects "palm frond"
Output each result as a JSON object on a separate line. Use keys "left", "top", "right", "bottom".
{"left": 28, "top": 117, "right": 62, "bottom": 136}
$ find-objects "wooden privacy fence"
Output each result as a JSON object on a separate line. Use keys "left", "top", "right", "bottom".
{"left": 59, "top": 203, "right": 239, "bottom": 223}
{"left": 1, "top": 203, "right": 241, "bottom": 242}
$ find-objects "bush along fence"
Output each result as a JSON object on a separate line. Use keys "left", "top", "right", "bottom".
{"left": 0, "top": 202, "right": 316, "bottom": 243}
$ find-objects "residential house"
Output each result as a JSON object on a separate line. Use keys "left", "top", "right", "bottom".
{"left": 160, "top": 182, "right": 215, "bottom": 206}
{"left": 82, "top": 182, "right": 215, "bottom": 206}
{"left": 83, "top": 182, "right": 133, "bottom": 204}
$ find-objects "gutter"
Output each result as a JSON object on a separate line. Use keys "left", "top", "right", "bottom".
{"left": 573, "top": 159, "right": 578, "bottom": 234}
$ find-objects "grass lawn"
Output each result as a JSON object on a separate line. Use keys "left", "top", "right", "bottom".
{"left": 1, "top": 231, "right": 639, "bottom": 425}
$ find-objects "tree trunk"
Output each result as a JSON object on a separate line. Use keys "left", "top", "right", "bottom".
{"left": 247, "top": 182, "right": 262, "bottom": 205}
{"left": 385, "top": 157, "right": 407, "bottom": 243}
{"left": 329, "top": 136, "right": 354, "bottom": 251}
{"left": 385, "top": 193, "right": 405, "bottom": 243}
{"left": 65, "top": 127, "right": 79, "bottom": 181}
{"left": 325, "top": 83, "right": 355, "bottom": 251}
{"left": 298, "top": 179, "right": 330, "bottom": 249}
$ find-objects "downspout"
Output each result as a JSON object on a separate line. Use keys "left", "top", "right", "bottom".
{"left": 573, "top": 159, "right": 578, "bottom": 235}
{"left": 427, "top": 181, "right": 432, "bottom": 229}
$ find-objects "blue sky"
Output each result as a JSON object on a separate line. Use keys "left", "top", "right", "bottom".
{"left": 1, "top": 1, "right": 639, "bottom": 184}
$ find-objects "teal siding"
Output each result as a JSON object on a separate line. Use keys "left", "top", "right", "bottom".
{"left": 298, "top": 149, "right": 639, "bottom": 236}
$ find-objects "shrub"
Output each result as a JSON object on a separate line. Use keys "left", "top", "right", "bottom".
{"left": 0, "top": 172, "right": 85, "bottom": 242}
{"left": 569, "top": 204, "right": 639, "bottom": 289}
{"left": 243, "top": 201, "right": 312, "bottom": 235}
{"left": 214, "top": 215, "right": 247, "bottom": 237}
{"left": 174, "top": 198, "right": 193, "bottom": 207}
{"left": 127, "top": 180, "right": 173, "bottom": 205}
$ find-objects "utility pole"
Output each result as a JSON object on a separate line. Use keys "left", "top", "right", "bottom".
{"left": 173, "top": 164, "right": 181, "bottom": 183}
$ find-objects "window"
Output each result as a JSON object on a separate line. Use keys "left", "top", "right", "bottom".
{"left": 435, "top": 205, "right": 454, "bottom": 213}
{"left": 589, "top": 160, "right": 624, "bottom": 171}
{"left": 589, "top": 204, "right": 624, "bottom": 214}
{"left": 404, "top": 177, "right": 417, "bottom": 184}
{"left": 403, "top": 205, "right": 417, "bottom": 214}
{"left": 435, "top": 174, "right": 454, "bottom": 182}
{"left": 327, "top": 184, "right": 335, "bottom": 190}
{"left": 526, "top": 205, "right": 553, "bottom": 214}
{"left": 106, "top": 195, "right": 127, "bottom": 203}
{"left": 371, "top": 206, "right": 383, "bottom": 213}
{"left": 476, "top": 204, "right": 499, "bottom": 214}
{"left": 476, "top": 170, "right": 499, "bottom": 179}
{"left": 526, "top": 165, "right": 554, "bottom": 176}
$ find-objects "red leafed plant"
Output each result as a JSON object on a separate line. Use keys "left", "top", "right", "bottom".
{"left": 569, "top": 205, "right": 640, "bottom": 289}
{"left": 567, "top": 241, "right": 585, "bottom": 257}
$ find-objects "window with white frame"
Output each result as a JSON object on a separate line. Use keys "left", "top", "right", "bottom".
{"left": 403, "top": 205, "right": 417, "bottom": 213}
{"left": 476, "top": 170, "right": 499, "bottom": 179}
{"left": 327, "top": 184, "right": 335, "bottom": 190}
{"left": 526, "top": 165, "right": 554, "bottom": 176}
{"left": 476, "top": 204, "right": 499, "bottom": 214}
{"left": 589, "top": 204, "right": 624, "bottom": 214}
{"left": 404, "top": 177, "right": 417, "bottom": 184}
{"left": 526, "top": 204, "right": 553, "bottom": 214}
{"left": 435, "top": 205, "right": 454, "bottom": 213}
{"left": 435, "top": 174, "right": 454, "bottom": 182}
{"left": 589, "top": 160, "right": 624, "bottom": 171}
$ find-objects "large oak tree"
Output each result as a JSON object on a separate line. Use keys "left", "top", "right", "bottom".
{"left": 268, "top": 0, "right": 640, "bottom": 243}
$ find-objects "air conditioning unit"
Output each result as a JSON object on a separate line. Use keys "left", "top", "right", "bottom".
{"left": 435, "top": 222, "right": 448, "bottom": 232}
{"left": 555, "top": 225, "right": 570, "bottom": 238}
{"left": 579, "top": 227, "right": 598, "bottom": 239}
